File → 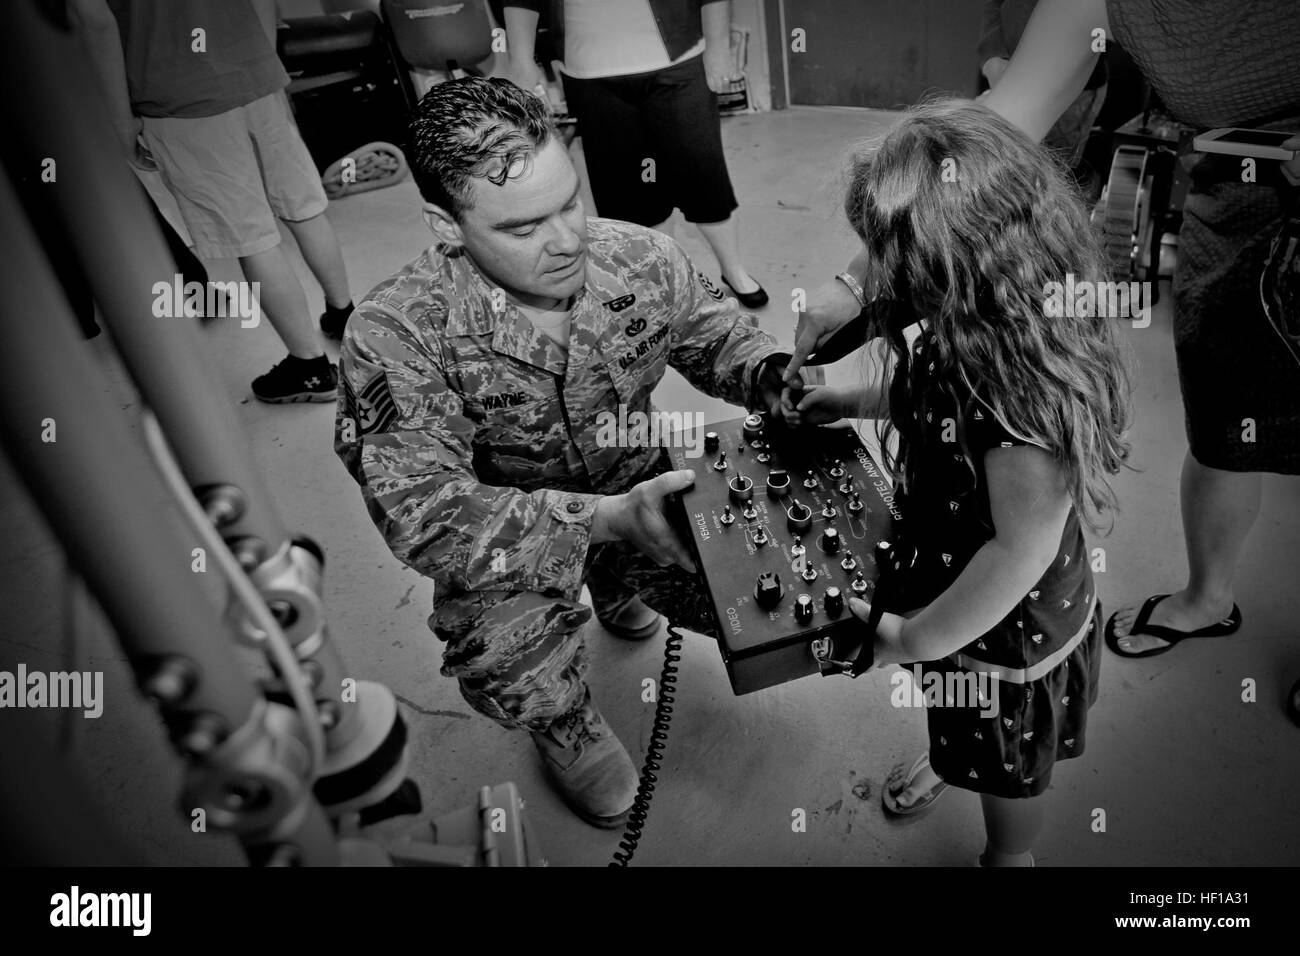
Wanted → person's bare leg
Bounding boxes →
[649,215,674,239]
[1110,451,1260,653]
[238,245,323,359]
[979,793,1044,866]
[283,212,351,310]
[695,215,759,294]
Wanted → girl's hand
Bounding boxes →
[848,597,909,666]
[779,384,848,427]
[784,278,862,384]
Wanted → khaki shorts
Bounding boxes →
[142,91,328,259]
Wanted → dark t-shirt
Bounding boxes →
[107,0,289,118]
[891,329,1096,672]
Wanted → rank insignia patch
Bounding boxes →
[342,370,399,436]
[697,271,726,301]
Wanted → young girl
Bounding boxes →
[784,98,1132,866]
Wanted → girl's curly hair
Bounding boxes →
[844,97,1133,530]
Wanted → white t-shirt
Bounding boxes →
[517,300,574,353]
[561,0,706,80]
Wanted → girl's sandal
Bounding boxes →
[882,751,948,817]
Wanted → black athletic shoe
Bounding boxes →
[320,301,355,340]
[252,356,337,404]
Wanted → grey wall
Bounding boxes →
[781,0,984,108]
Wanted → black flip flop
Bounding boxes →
[1104,593,1242,659]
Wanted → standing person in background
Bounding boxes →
[500,0,770,309]
[22,2,216,345]
[75,0,358,404]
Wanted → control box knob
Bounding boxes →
[819,527,841,553]
[795,593,815,626]
[754,572,783,609]
[728,473,754,504]
[786,500,813,535]
[766,469,791,498]
[742,414,764,443]
[824,586,843,617]
[704,431,719,452]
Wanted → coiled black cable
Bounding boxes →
[609,623,684,866]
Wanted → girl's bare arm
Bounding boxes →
[887,444,1072,663]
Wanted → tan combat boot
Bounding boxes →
[530,690,638,828]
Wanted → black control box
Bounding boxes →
[668,413,900,695]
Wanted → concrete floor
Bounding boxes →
[3,106,1299,866]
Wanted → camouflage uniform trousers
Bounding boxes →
[428,464,719,732]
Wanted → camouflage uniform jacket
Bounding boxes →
[335,217,782,603]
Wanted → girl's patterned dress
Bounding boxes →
[892,329,1104,798]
